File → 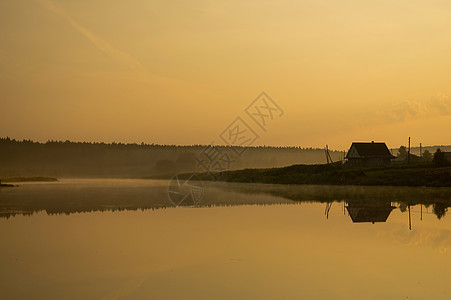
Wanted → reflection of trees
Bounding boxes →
[433,203,448,219]
[219,183,451,220]
[0,184,175,219]
[0,183,294,219]
[2,181,451,220]
[222,183,451,204]
[398,202,407,212]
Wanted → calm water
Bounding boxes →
[1,179,451,299]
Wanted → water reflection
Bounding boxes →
[1,180,451,299]
[220,182,451,221]
[345,201,395,224]
[1,180,451,222]
[0,179,295,219]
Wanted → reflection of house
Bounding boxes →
[346,141,395,166]
[346,202,395,224]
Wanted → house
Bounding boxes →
[346,202,395,224]
[346,141,395,166]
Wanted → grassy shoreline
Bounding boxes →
[188,162,451,187]
[0,176,58,183]
[0,183,16,187]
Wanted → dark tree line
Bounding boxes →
[397,145,450,165]
[0,137,342,177]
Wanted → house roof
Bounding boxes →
[346,142,395,159]
[346,205,395,223]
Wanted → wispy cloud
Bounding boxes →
[343,93,451,130]
[32,0,214,100]
[334,92,451,141]
[33,0,146,73]
[384,223,451,254]
[377,93,451,123]
[100,274,150,300]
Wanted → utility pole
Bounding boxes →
[325,145,329,164]
[325,145,333,164]
[408,204,412,231]
[408,137,411,164]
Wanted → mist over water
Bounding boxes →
[1,179,450,299]
[3,0,451,298]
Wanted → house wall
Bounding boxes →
[347,145,360,159]
[347,157,391,167]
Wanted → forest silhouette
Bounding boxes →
[0,137,343,177]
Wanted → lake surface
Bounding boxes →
[1,179,451,299]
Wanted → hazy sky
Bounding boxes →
[1,0,450,149]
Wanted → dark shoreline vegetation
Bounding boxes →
[2,137,451,178]
[0,183,15,187]
[0,177,58,188]
[183,162,451,187]
[0,137,344,178]
[0,177,58,183]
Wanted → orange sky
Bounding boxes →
[1,0,450,150]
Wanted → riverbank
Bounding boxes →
[191,163,451,187]
[0,183,15,187]
[0,176,58,183]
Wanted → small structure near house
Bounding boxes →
[392,153,421,164]
[346,141,395,167]
[443,152,451,163]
